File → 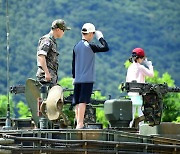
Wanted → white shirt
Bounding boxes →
[126,62,154,97]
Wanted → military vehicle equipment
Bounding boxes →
[121,81,180,126]
[3,79,179,153]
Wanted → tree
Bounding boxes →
[0,94,14,117]
[16,101,32,119]
[1,0,180,99]
[0,94,32,119]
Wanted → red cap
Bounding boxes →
[132,48,145,57]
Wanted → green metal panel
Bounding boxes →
[104,99,132,121]
[25,78,41,127]
[104,99,132,127]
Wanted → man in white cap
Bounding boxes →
[72,23,109,129]
[36,19,71,86]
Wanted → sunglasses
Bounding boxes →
[60,28,65,32]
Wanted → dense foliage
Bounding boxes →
[0,0,180,100]
[0,95,14,117]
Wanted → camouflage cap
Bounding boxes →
[51,19,71,31]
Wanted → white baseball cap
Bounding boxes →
[81,23,95,33]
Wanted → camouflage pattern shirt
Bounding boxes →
[36,31,59,84]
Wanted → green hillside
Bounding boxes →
[0,0,180,98]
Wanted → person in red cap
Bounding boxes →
[126,48,154,127]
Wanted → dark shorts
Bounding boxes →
[72,83,93,106]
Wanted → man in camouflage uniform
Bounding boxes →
[36,19,71,85]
